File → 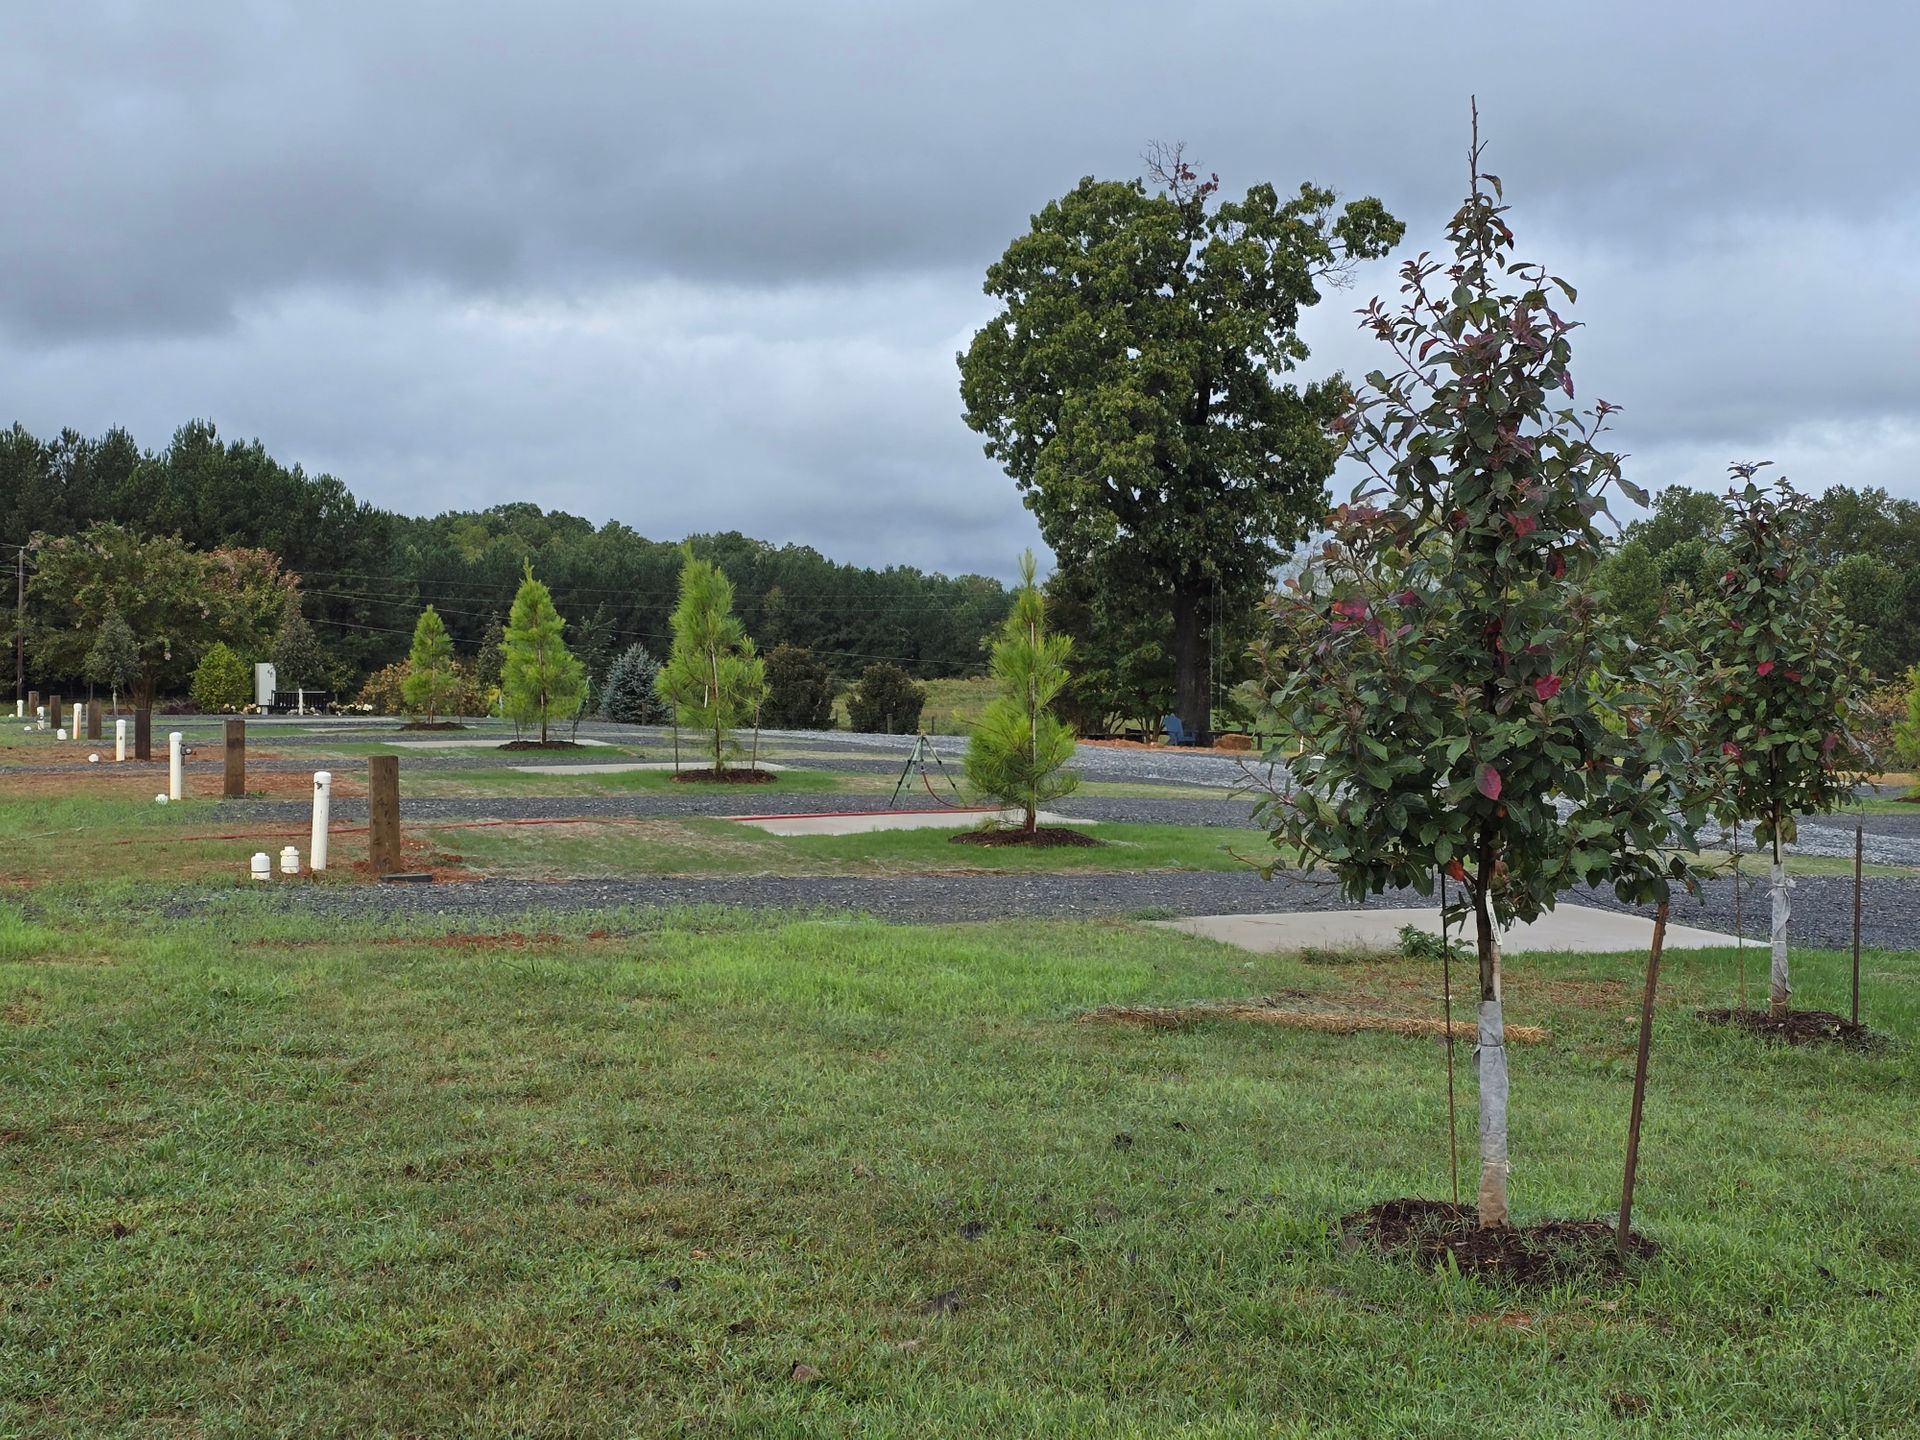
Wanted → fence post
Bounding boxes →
[87,703,102,741]
[224,719,246,799]
[135,707,152,761]
[49,695,61,733]
[368,756,401,875]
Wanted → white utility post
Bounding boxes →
[168,731,183,801]
[72,703,84,741]
[310,771,332,871]
[115,719,127,762]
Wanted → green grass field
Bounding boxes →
[3,905,1916,1437]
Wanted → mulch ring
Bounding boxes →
[401,721,468,731]
[497,740,591,750]
[1697,1007,1882,1050]
[949,826,1102,848]
[672,768,778,784]
[1341,1199,1656,1284]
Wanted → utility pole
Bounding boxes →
[14,545,23,706]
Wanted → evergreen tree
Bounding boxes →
[845,664,926,734]
[965,551,1078,833]
[476,614,506,689]
[656,551,766,771]
[190,642,251,712]
[762,644,835,729]
[270,593,326,691]
[83,606,140,715]
[501,566,586,744]
[1896,664,1920,771]
[401,605,462,723]
[600,643,667,724]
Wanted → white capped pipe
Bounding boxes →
[72,703,84,740]
[168,731,183,800]
[250,852,272,882]
[115,719,126,762]
[55,727,67,740]
[280,845,300,875]
[310,771,332,872]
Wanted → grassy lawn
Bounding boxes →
[2,904,1916,1437]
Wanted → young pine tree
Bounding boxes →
[401,605,462,724]
[271,594,326,693]
[501,566,587,744]
[656,551,766,772]
[965,550,1078,833]
[600,642,666,724]
[84,606,140,715]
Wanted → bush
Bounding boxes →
[601,643,667,724]
[1894,666,1920,772]
[189,642,251,713]
[762,645,834,730]
[845,662,925,734]
[355,662,410,715]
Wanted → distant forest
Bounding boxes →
[2,421,1014,689]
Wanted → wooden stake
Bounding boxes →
[134,706,152,761]
[1852,824,1863,1028]
[1440,871,1460,1208]
[1618,901,1669,1261]
[224,718,246,799]
[368,755,401,876]
[87,703,103,740]
[1732,824,1745,1010]
[48,694,61,732]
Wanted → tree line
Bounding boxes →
[1,419,1013,699]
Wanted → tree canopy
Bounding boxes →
[959,150,1402,738]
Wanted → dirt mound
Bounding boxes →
[1341,1198,1656,1284]
[1698,1007,1880,1049]
[671,767,778,784]
[949,826,1102,848]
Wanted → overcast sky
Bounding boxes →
[5,2,1917,578]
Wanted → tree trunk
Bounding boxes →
[1472,886,1510,1228]
[1171,579,1210,744]
[1769,830,1792,1017]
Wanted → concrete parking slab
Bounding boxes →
[1156,903,1735,955]
[733,807,1090,836]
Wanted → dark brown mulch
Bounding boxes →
[497,740,589,751]
[949,826,1103,849]
[401,720,468,731]
[1697,1007,1880,1050]
[1340,1198,1657,1284]
[672,767,778,784]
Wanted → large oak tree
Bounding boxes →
[958,149,1402,738]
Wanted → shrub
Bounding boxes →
[845,663,925,734]
[601,643,667,724]
[1894,665,1920,771]
[355,662,409,715]
[189,642,251,712]
[762,645,835,730]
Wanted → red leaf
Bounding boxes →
[1755,661,1775,677]
[1445,859,1467,882]
[1534,675,1562,701]
[1508,512,1537,538]
[1476,764,1502,801]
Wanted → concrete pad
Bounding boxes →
[734,807,1090,837]
[1155,903,1736,955]
[385,737,612,749]
[509,760,789,775]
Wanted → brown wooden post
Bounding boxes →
[134,707,152,761]
[1618,901,1669,1261]
[27,688,39,717]
[1851,824,1863,1028]
[368,755,401,876]
[87,703,103,741]
[48,694,61,732]
[224,718,247,799]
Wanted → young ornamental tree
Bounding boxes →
[600,642,667,724]
[845,663,925,734]
[84,606,140,715]
[190,641,252,713]
[762,644,835,730]
[501,565,587,744]
[966,551,1079,834]
[655,551,766,772]
[1692,470,1870,1016]
[1245,130,1711,1229]
[401,604,462,724]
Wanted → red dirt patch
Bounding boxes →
[1341,1198,1657,1283]
[672,767,778,784]
[949,826,1102,848]
[1698,1007,1879,1050]
[1081,736,1269,759]
[347,839,479,884]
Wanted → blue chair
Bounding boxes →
[1163,713,1199,747]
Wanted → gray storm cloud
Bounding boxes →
[3,0,1916,575]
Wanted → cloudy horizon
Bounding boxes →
[5,1,1916,579]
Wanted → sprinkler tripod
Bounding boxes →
[889,733,966,808]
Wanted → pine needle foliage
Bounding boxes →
[965,550,1078,832]
[401,605,461,723]
[656,550,766,771]
[501,565,587,743]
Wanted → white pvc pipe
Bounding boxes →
[115,719,126,762]
[168,731,183,800]
[250,852,271,882]
[280,845,300,875]
[73,703,84,741]
[310,771,332,872]
[13,699,20,718]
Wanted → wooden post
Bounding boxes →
[87,703,103,741]
[134,706,152,761]
[1618,901,1669,1261]
[1852,824,1863,1028]
[368,755,401,876]
[224,719,247,799]
[1440,869,1460,1208]
[26,689,38,717]
[48,694,61,732]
